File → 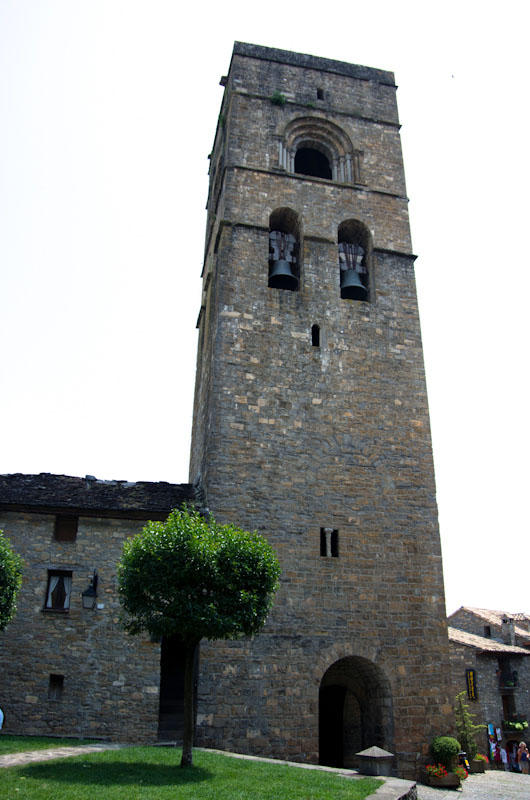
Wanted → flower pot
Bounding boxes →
[469,759,485,773]
[427,773,461,788]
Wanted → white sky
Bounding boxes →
[1,1,529,616]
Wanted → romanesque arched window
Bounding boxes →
[268,208,300,291]
[338,219,372,302]
[278,118,362,184]
[295,146,332,180]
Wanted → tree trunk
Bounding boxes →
[180,639,199,767]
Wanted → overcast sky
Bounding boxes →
[1,1,529,616]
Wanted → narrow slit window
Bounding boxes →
[317,88,324,100]
[311,324,320,347]
[320,528,339,557]
[48,674,64,701]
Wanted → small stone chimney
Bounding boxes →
[501,616,516,646]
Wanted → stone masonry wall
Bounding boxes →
[0,510,161,741]
[449,644,503,732]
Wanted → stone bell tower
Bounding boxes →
[190,42,452,779]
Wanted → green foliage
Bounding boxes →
[270,90,286,106]
[117,506,280,644]
[1,746,382,799]
[503,719,528,730]
[118,506,281,767]
[454,691,486,759]
[0,530,23,631]
[118,507,280,767]
[430,736,461,770]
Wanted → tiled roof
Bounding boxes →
[448,626,530,655]
[0,473,197,517]
[512,612,530,623]
[449,606,530,640]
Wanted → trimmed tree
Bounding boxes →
[117,505,281,767]
[454,691,486,760]
[431,735,461,771]
[0,530,23,631]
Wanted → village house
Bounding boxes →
[448,607,530,767]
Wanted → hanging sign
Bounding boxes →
[466,668,478,700]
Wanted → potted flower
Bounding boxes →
[426,763,447,780]
[504,719,529,731]
[425,736,463,787]
[424,763,462,788]
[470,753,488,773]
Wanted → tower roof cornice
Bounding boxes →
[232,42,396,87]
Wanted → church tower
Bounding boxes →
[190,43,452,778]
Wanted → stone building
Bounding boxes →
[448,607,530,763]
[0,43,453,778]
[0,473,196,742]
[189,42,452,778]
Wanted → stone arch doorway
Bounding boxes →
[319,656,394,768]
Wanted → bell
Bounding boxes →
[340,269,368,301]
[269,259,299,291]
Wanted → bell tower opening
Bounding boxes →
[338,219,370,302]
[268,207,300,291]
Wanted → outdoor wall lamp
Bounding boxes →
[81,570,98,610]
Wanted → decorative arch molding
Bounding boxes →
[311,641,385,688]
[278,117,361,184]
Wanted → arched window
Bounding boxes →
[338,220,371,302]
[268,208,300,291]
[295,147,332,180]
[278,117,362,184]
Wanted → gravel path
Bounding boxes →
[0,743,126,768]
[417,770,530,800]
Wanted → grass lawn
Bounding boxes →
[1,745,382,800]
[0,735,99,755]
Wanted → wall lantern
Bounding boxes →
[81,570,98,610]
